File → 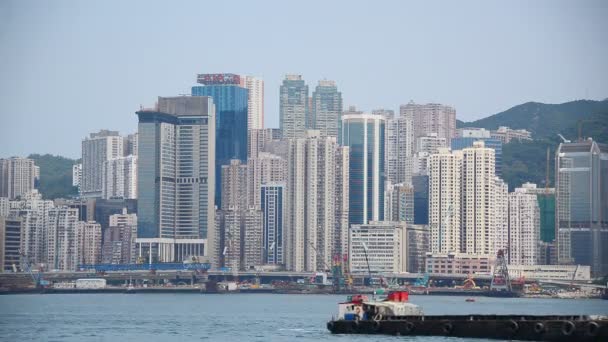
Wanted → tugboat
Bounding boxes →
[327,290,608,341]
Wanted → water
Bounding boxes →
[0,294,606,341]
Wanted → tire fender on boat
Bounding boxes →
[534,322,545,334]
[327,321,334,331]
[442,322,453,334]
[405,321,415,333]
[561,321,575,336]
[508,320,519,332]
[586,321,599,336]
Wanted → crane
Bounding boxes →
[19,250,45,289]
[557,134,571,143]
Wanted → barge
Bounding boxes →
[327,291,608,341]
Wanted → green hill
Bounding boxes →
[459,99,608,190]
[459,99,608,140]
[29,154,79,200]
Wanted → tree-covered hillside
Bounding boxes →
[29,154,79,200]
[458,99,608,140]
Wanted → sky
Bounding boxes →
[1,0,607,158]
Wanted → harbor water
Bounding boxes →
[1,294,607,341]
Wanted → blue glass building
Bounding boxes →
[451,137,503,176]
[412,175,429,225]
[192,79,248,207]
[341,113,385,225]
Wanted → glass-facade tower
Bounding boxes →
[311,80,342,139]
[342,114,385,225]
[279,75,308,139]
[556,140,608,276]
[192,76,248,208]
[136,96,216,262]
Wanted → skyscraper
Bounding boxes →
[247,152,287,210]
[385,183,415,224]
[342,113,385,225]
[499,187,540,265]
[220,159,248,211]
[400,101,456,144]
[193,73,248,207]
[239,75,264,130]
[0,157,38,200]
[280,75,308,139]
[556,139,608,276]
[81,130,123,198]
[286,131,349,272]
[47,207,79,271]
[76,221,102,265]
[135,96,216,263]
[451,137,503,176]
[428,148,462,254]
[248,128,282,159]
[102,155,138,199]
[461,141,497,256]
[385,115,413,186]
[311,80,342,138]
[261,183,284,265]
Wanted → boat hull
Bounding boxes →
[327,315,608,341]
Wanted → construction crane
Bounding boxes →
[557,134,571,143]
[19,250,45,289]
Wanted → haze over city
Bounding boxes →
[1,0,607,158]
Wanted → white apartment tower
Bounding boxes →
[247,152,287,209]
[81,130,124,198]
[102,155,138,199]
[286,131,349,272]
[0,157,38,200]
[385,115,414,185]
[428,148,462,254]
[461,141,497,256]
[47,207,79,271]
[400,101,456,145]
[76,221,102,265]
[503,187,540,265]
[240,76,264,130]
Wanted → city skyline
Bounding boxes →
[2,0,607,158]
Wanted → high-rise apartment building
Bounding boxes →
[248,128,282,159]
[311,80,342,138]
[556,139,608,276]
[102,155,137,199]
[406,224,430,273]
[400,101,456,144]
[76,221,102,265]
[385,115,413,186]
[261,184,285,265]
[221,160,248,211]
[385,182,414,224]
[247,152,287,210]
[239,76,264,130]
[280,75,308,139]
[342,113,385,225]
[349,221,407,274]
[124,133,139,156]
[242,208,263,269]
[491,126,532,143]
[72,163,82,190]
[0,157,38,200]
[451,137,503,176]
[81,130,123,198]
[499,187,540,265]
[193,73,248,208]
[135,96,216,263]
[286,131,349,272]
[47,207,79,271]
[102,209,137,264]
[462,141,499,256]
[428,148,462,254]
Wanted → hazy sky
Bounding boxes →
[1,0,607,158]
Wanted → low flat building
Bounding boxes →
[425,253,493,275]
[349,221,406,274]
[507,264,590,281]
